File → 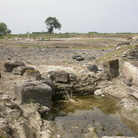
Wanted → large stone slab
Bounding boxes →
[14,80,52,106]
[103,59,119,78]
[123,62,138,87]
[4,61,25,72]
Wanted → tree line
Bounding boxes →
[0,16,61,35]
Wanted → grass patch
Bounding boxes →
[72,45,114,50]
[61,60,73,64]
[132,108,138,113]
[0,36,4,39]
[13,44,49,48]
[96,45,135,62]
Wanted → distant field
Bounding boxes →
[3,32,138,39]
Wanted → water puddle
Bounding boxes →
[51,95,138,138]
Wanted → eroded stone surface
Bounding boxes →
[13,66,35,75]
[123,62,138,87]
[48,70,69,83]
[4,61,25,72]
[14,80,52,106]
[103,59,119,78]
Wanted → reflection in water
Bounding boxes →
[52,95,138,138]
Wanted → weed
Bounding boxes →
[0,136,6,138]
[132,108,138,113]
[29,98,36,104]
[115,132,124,136]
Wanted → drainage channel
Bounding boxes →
[51,95,138,138]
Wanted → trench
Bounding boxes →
[51,95,138,138]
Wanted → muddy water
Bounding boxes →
[51,95,138,138]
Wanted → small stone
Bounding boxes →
[94,89,104,96]
[0,91,3,94]
[72,55,81,60]
[58,111,67,116]
[76,57,84,61]
[89,56,96,60]
[57,134,61,138]
[2,95,10,100]
[87,65,98,73]
[101,94,105,97]
[68,99,76,104]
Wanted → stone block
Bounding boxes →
[103,59,119,78]
[14,80,52,106]
[4,61,25,72]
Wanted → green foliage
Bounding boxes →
[0,22,11,35]
[0,136,7,138]
[0,35,4,39]
[7,29,11,34]
[44,17,62,33]
[29,98,36,104]
[115,132,124,136]
[0,22,7,34]
[96,45,135,63]
[132,108,138,113]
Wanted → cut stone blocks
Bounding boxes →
[14,80,52,106]
[103,59,119,78]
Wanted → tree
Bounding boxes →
[7,29,12,34]
[0,22,8,34]
[44,17,61,33]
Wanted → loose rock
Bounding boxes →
[72,55,81,60]
[103,59,119,78]
[94,89,104,96]
[76,57,84,61]
[13,66,35,75]
[4,61,25,72]
[87,65,98,73]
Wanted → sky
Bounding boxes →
[0,0,138,34]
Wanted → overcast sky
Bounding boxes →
[0,0,138,34]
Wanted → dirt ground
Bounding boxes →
[0,36,128,66]
[1,34,138,138]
